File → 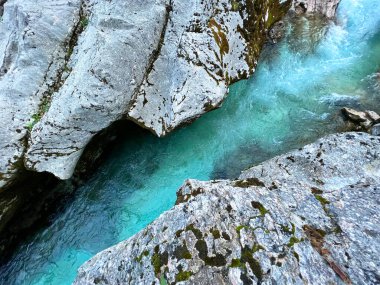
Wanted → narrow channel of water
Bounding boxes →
[1,0,379,284]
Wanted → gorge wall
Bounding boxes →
[74,132,380,285]
[0,0,292,189]
[0,0,341,268]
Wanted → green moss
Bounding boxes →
[151,253,161,275]
[230,258,243,268]
[251,201,269,216]
[174,242,192,260]
[287,236,302,247]
[293,251,300,262]
[136,250,149,263]
[281,223,296,235]
[79,17,89,28]
[175,229,183,238]
[315,195,330,206]
[185,224,203,239]
[236,225,250,237]
[175,271,193,282]
[252,243,265,253]
[241,246,263,280]
[211,228,221,239]
[231,1,240,11]
[195,239,227,267]
[151,246,168,277]
[160,275,168,285]
[234,178,265,188]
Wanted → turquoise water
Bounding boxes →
[1,0,380,284]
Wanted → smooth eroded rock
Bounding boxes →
[74,132,380,285]
[291,0,340,18]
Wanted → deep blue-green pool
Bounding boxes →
[1,0,379,284]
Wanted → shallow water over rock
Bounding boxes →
[1,0,379,284]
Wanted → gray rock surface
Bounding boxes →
[371,124,380,136]
[291,0,340,18]
[74,132,380,285]
[0,0,291,185]
[0,0,82,188]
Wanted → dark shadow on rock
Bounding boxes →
[0,119,151,265]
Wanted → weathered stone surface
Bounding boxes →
[74,132,380,285]
[0,0,291,185]
[291,0,340,18]
[342,108,380,132]
[366,110,380,123]
[341,107,368,122]
[128,0,291,137]
[371,124,380,136]
[24,0,169,179]
[0,0,82,188]
[0,0,341,185]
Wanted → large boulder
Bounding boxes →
[74,132,380,285]
[0,0,82,188]
[0,0,291,187]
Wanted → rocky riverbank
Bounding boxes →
[0,0,293,189]
[0,0,292,259]
[0,0,340,188]
[74,132,380,284]
[0,0,341,263]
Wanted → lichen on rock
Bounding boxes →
[73,132,380,284]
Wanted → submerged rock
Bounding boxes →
[74,132,380,285]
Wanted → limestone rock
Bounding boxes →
[341,107,368,122]
[0,0,340,186]
[0,0,291,184]
[0,0,82,188]
[24,0,170,179]
[291,0,340,18]
[73,132,380,285]
[371,124,380,136]
[366,110,380,123]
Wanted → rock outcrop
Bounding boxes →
[341,107,380,134]
[291,0,340,18]
[0,0,291,187]
[0,0,83,188]
[74,132,380,285]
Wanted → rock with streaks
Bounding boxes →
[25,0,291,180]
[291,0,340,18]
[24,0,170,179]
[0,0,341,185]
[74,132,380,285]
[0,0,82,188]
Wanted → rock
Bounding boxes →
[371,124,380,136]
[360,119,373,131]
[268,21,285,43]
[341,107,368,122]
[366,110,380,123]
[0,0,82,188]
[24,0,171,180]
[291,0,340,18]
[0,0,291,185]
[74,132,380,285]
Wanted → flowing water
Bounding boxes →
[1,0,380,284]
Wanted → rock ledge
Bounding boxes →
[74,132,380,285]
